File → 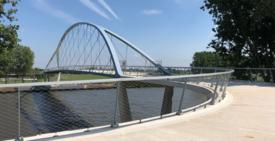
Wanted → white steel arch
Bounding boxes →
[45,22,169,77]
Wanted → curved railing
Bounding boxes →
[0,69,233,140]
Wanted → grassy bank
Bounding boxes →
[0,73,111,84]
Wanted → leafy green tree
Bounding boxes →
[10,45,34,75]
[191,51,227,67]
[202,0,275,82]
[0,0,20,52]
[33,68,44,74]
[0,49,12,75]
[0,0,20,77]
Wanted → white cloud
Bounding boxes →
[33,0,78,23]
[79,0,111,20]
[97,0,120,20]
[142,9,163,16]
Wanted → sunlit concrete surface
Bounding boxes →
[29,83,275,141]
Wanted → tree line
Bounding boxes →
[0,0,34,77]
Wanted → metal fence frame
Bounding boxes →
[0,69,233,141]
[1,67,273,84]
[165,67,275,82]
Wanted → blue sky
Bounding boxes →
[17,0,214,68]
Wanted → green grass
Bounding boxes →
[0,74,111,84]
[53,73,111,81]
[0,79,36,84]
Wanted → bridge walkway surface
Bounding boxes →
[31,83,275,141]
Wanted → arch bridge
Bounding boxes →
[43,22,200,127]
[45,22,170,78]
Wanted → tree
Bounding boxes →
[9,45,34,75]
[0,49,12,75]
[0,0,20,77]
[191,51,227,67]
[0,0,20,52]
[202,0,275,81]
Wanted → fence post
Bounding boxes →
[210,75,215,87]
[255,69,260,82]
[32,74,35,82]
[5,75,8,84]
[222,74,229,99]
[21,75,24,83]
[15,87,23,141]
[249,69,253,82]
[270,69,273,82]
[211,76,219,105]
[219,75,225,92]
[176,81,187,115]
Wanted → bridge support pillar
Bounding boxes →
[57,72,61,82]
[161,86,174,115]
[112,82,132,127]
[44,73,50,82]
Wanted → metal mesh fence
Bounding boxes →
[0,70,232,140]
[1,67,273,84]
[0,92,18,140]
[230,68,275,82]
[165,67,275,83]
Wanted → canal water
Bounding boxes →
[0,87,208,140]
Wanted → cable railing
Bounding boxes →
[0,69,233,141]
[1,67,273,84]
[165,67,275,83]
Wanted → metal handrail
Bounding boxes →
[0,70,233,88]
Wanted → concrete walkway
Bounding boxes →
[37,84,275,141]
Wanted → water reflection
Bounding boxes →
[31,86,91,132]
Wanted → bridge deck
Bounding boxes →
[40,83,275,141]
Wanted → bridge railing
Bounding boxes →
[0,69,232,140]
[165,67,275,83]
[2,67,272,84]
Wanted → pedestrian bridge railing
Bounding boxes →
[0,69,233,141]
[165,67,275,82]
